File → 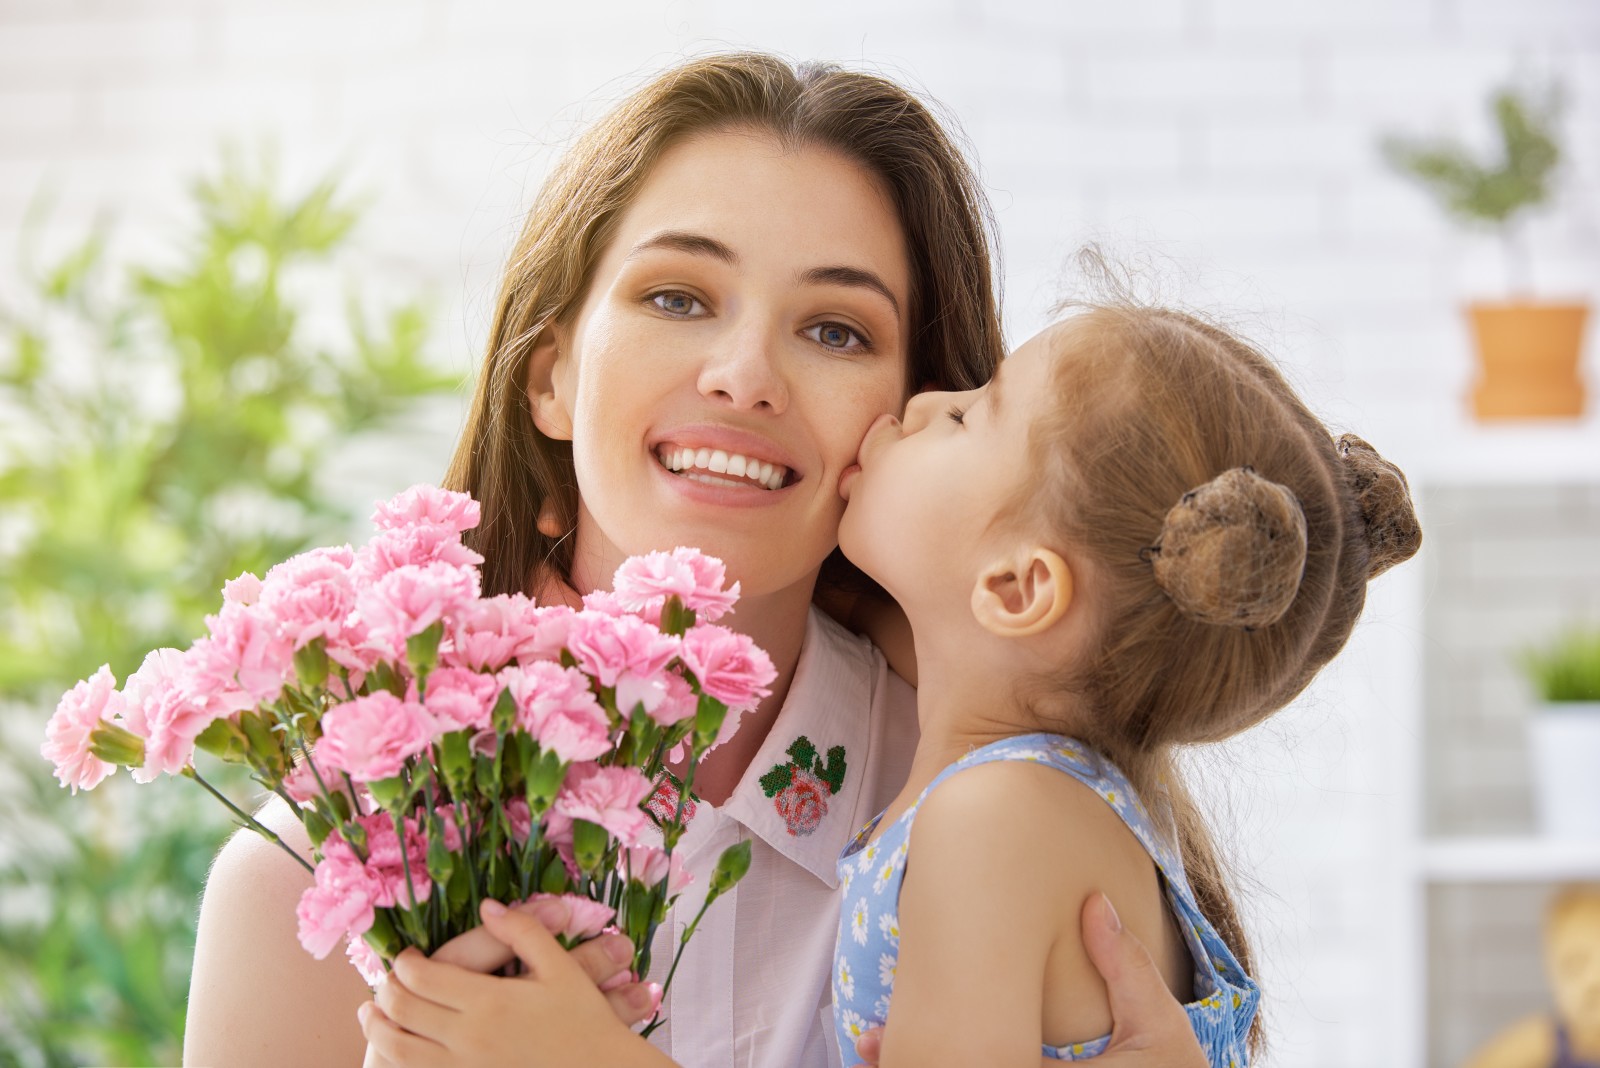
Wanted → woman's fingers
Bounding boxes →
[855,1028,885,1064]
[358,1001,449,1068]
[570,931,638,991]
[602,980,662,1028]
[374,961,460,1036]
[478,899,570,978]
[425,896,570,974]
[1080,893,1208,1068]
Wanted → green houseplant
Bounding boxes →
[1517,628,1600,839]
[0,150,457,1068]
[1381,82,1588,420]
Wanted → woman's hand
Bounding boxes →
[359,899,662,1067]
[853,894,1207,1068]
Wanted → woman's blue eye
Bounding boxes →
[946,405,966,425]
[651,291,704,317]
[804,322,867,351]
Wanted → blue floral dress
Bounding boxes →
[831,733,1258,1066]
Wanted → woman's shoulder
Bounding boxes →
[185,796,371,1067]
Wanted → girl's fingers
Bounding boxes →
[389,947,494,1012]
[358,1001,450,1068]
[374,965,461,1039]
[423,897,568,975]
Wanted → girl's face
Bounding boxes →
[838,323,1065,609]
[539,129,913,598]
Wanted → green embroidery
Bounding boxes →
[759,735,847,797]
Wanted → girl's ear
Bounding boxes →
[525,327,574,441]
[970,548,1074,638]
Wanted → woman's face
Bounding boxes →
[539,129,913,599]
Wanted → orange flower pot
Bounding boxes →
[1467,301,1590,420]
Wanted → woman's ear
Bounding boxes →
[970,548,1073,638]
[525,327,573,441]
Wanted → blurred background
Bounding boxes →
[1,1,1597,1066]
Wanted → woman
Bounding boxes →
[184,53,1207,1068]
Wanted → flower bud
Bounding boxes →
[707,839,751,901]
[88,720,145,767]
[571,818,609,874]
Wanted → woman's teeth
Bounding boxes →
[658,446,788,490]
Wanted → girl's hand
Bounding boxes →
[359,899,661,1067]
[853,895,1207,1068]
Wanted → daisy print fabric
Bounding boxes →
[830,733,1259,1067]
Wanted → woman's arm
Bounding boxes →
[184,798,371,1067]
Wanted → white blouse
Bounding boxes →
[641,608,917,1068]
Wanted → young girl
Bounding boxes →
[826,300,1421,1067]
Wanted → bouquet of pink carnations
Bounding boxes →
[40,484,768,1026]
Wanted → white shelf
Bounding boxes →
[1420,836,1600,882]
[1399,415,1600,485]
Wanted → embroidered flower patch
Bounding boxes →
[645,771,698,824]
[759,735,846,837]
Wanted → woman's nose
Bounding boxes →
[696,321,788,414]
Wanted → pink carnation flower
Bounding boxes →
[259,548,358,650]
[612,547,739,622]
[524,892,616,942]
[123,646,246,783]
[648,672,699,728]
[565,611,680,689]
[222,571,263,606]
[618,842,692,895]
[371,484,481,535]
[318,692,436,783]
[417,666,501,733]
[501,662,610,764]
[296,842,377,959]
[444,593,551,671]
[41,665,123,793]
[193,601,294,705]
[357,523,485,583]
[547,763,654,848]
[355,561,480,659]
[282,748,327,805]
[346,935,387,988]
[677,624,776,711]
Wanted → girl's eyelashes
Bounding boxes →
[802,321,871,353]
[946,405,966,426]
[648,290,707,317]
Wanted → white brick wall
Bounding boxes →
[4,3,1597,1065]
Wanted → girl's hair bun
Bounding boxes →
[1144,467,1309,629]
[1336,434,1421,579]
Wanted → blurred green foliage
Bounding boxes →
[1380,83,1562,228]
[0,151,458,1067]
[1520,628,1600,704]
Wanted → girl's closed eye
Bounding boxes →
[946,405,966,426]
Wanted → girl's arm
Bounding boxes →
[855,895,1208,1068]
[873,762,1149,1068]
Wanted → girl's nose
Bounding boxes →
[900,387,949,432]
[696,322,789,414]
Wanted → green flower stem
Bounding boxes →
[186,767,313,875]
[641,894,717,1039]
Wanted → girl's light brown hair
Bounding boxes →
[444,52,1004,598]
[1023,294,1420,1055]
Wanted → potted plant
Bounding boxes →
[1382,83,1588,420]
[1518,628,1600,838]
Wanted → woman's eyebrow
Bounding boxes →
[798,265,901,319]
[626,230,738,265]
